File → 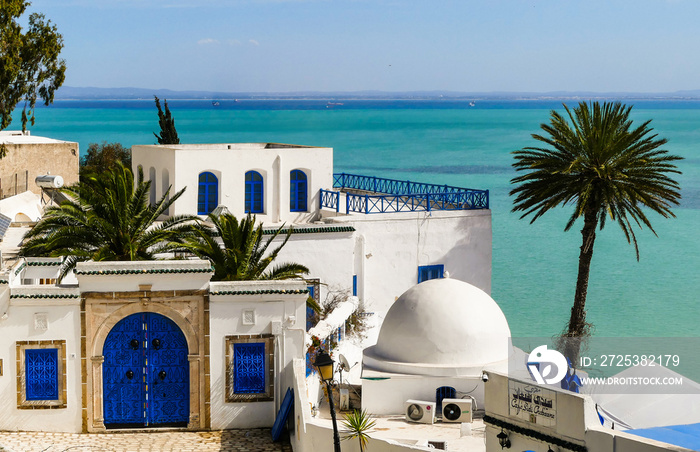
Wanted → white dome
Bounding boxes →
[363,278,511,377]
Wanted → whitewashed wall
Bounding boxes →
[208,280,307,430]
[131,143,333,224]
[342,210,492,317]
[0,296,82,432]
[273,229,355,308]
[74,260,212,292]
[274,209,492,342]
[362,375,484,416]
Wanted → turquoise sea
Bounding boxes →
[16,99,700,341]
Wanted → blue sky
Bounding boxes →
[29,0,700,93]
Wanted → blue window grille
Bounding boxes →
[198,172,218,215]
[245,171,264,213]
[290,170,308,212]
[418,264,444,283]
[435,386,457,417]
[25,348,59,401]
[233,342,266,394]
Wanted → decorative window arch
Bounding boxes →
[198,172,218,215]
[290,170,308,212]
[245,171,264,213]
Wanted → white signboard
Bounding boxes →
[508,380,557,427]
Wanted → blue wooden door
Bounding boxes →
[146,313,190,426]
[103,313,189,428]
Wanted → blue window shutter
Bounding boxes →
[418,265,444,283]
[245,171,264,213]
[25,349,59,401]
[233,342,266,394]
[290,170,308,212]
[198,172,218,215]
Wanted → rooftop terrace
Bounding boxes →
[320,173,490,214]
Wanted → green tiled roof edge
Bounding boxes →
[262,226,355,235]
[10,294,80,299]
[210,289,309,296]
[74,267,214,275]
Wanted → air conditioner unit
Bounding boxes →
[405,399,435,424]
[441,398,472,423]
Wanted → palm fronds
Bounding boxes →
[179,212,309,281]
[20,162,199,279]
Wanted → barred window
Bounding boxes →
[16,340,67,409]
[225,335,274,403]
[25,349,59,400]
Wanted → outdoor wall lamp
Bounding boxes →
[313,350,341,452]
[497,428,511,449]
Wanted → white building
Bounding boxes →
[0,258,307,433]
[132,143,492,331]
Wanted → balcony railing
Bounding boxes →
[320,173,489,214]
[333,173,480,196]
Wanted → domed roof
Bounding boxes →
[363,278,511,377]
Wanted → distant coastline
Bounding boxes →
[54,86,700,102]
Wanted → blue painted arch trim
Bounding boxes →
[245,171,264,213]
[198,171,219,215]
[290,169,308,212]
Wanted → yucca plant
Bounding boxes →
[511,101,683,363]
[342,409,376,452]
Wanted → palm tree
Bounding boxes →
[342,409,376,452]
[20,163,198,279]
[510,101,682,362]
[180,212,309,281]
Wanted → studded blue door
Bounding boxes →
[103,313,189,428]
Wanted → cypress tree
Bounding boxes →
[153,96,180,144]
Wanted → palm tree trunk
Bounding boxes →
[564,209,598,365]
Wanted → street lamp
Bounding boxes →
[314,349,342,452]
[497,428,511,449]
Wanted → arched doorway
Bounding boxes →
[102,312,189,428]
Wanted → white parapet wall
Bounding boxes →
[74,259,213,292]
[290,358,465,452]
[305,295,359,350]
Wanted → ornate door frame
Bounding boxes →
[83,292,207,432]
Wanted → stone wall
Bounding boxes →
[0,141,79,199]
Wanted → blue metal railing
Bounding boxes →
[320,173,489,214]
[320,189,340,212]
[333,173,480,196]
